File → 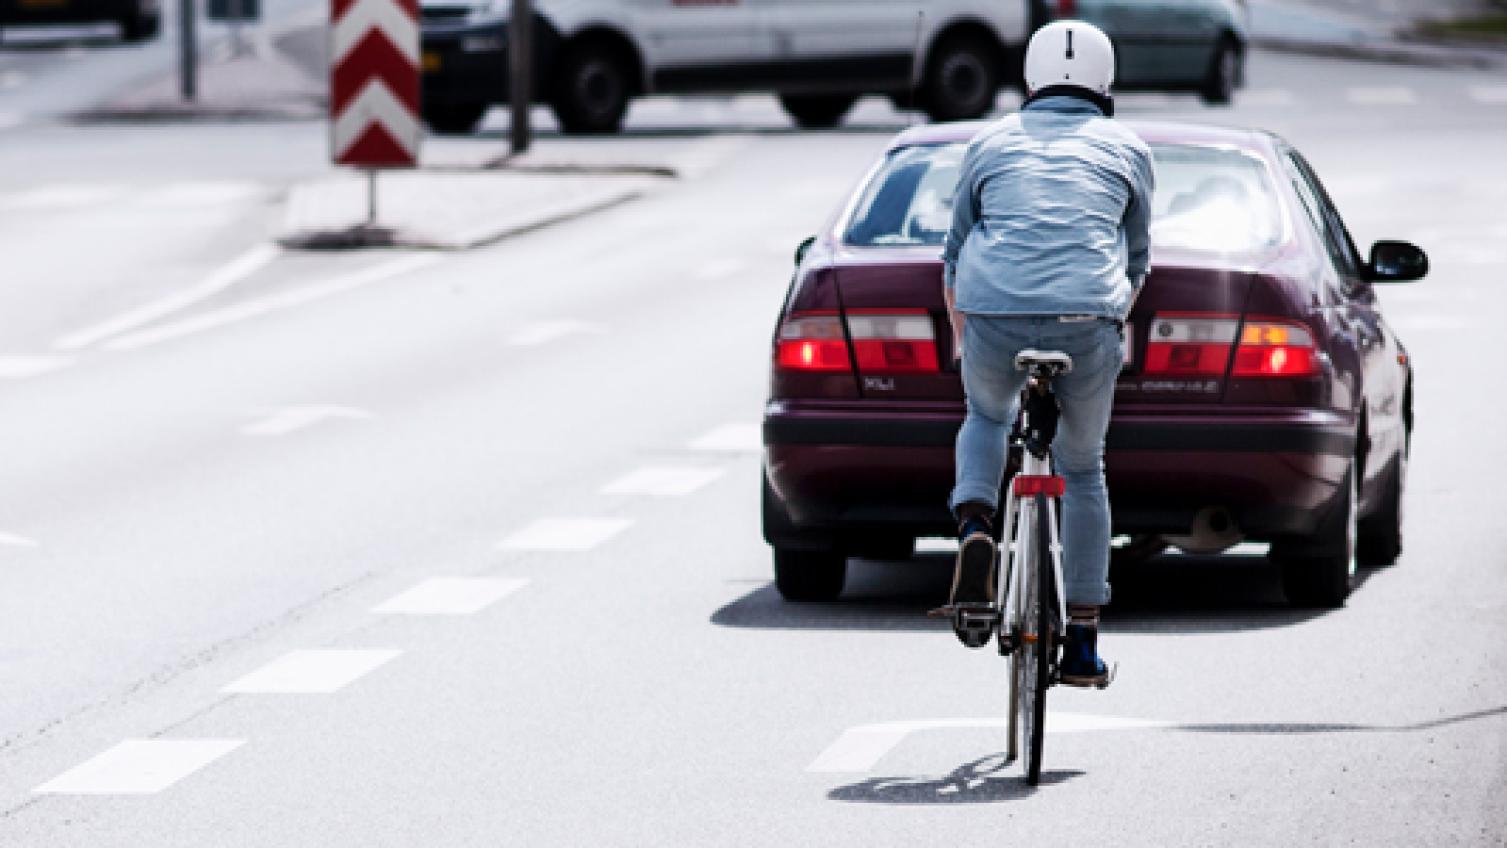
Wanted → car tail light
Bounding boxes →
[1232,319,1320,378]
[1142,313,1239,376]
[846,310,940,374]
[775,311,850,372]
[1056,0,1076,17]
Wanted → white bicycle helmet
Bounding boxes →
[1024,20,1116,96]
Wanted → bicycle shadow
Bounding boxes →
[828,754,1084,804]
[712,550,1361,634]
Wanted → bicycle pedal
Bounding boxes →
[951,605,1000,649]
[1096,662,1119,690]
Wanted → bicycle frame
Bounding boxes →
[997,413,1069,643]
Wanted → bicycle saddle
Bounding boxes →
[1014,349,1074,375]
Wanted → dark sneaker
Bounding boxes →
[949,519,997,607]
[1059,624,1112,688]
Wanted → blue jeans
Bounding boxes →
[949,316,1122,606]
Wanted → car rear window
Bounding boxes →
[842,140,1284,255]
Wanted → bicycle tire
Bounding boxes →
[1024,493,1055,785]
[1017,497,1043,784]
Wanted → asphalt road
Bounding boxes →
[1,45,1505,846]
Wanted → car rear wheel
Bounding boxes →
[1199,36,1240,105]
[550,43,632,135]
[1358,450,1406,566]
[423,103,488,135]
[922,35,999,122]
[1273,463,1357,608]
[779,94,858,129]
[774,548,847,602]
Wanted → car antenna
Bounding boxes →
[907,10,925,127]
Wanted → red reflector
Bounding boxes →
[1013,475,1066,497]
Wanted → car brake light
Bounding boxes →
[1013,475,1066,497]
[775,312,850,372]
[1142,313,1239,376]
[1232,319,1320,377]
[846,310,940,374]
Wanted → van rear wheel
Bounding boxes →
[922,35,999,122]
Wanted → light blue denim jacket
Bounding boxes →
[942,95,1155,320]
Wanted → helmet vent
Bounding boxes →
[1066,29,1075,60]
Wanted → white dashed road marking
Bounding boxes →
[1345,86,1418,106]
[808,714,1172,773]
[54,243,281,351]
[0,531,40,548]
[0,355,73,379]
[35,739,245,795]
[240,405,374,437]
[507,320,604,347]
[601,466,725,497]
[373,577,528,615]
[222,649,402,694]
[105,254,442,351]
[690,423,762,453]
[499,517,633,552]
[1469,85,1507,104]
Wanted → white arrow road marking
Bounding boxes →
[222,649,401,694]
[1346,86,1418,106]
[373,577,529,615]
[1469,85,1507,104]
[689,423,762,453]
[240,405,375,437]
[499,517,633,552]
[0,532,40,548]
[507,320,604,347]
[55,244,280,351]
[0,355,72,379]
[104,254,441,351]
[808,714,1173,773]
[601,466,725,497]
[35,739,245,795]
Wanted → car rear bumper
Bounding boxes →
[763,402,1355,544]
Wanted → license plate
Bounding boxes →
[422,51,440,72]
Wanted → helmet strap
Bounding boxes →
[1024,84,1115,118]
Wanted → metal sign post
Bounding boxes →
[179,0,198,101]
[509,0,532,154]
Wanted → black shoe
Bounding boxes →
[948,516,998,648]
[1059,623,1112,688]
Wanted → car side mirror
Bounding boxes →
[795,235,816,267]
[1368,240,1428,282]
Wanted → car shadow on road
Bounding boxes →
[828,753,1083,804]
[712,551,1367,633]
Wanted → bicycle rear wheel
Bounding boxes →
[1023,494,1056,785]
[1016,498,1046,784]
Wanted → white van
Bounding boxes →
[420,0,1032,134]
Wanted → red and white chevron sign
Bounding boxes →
[330,0,421,167]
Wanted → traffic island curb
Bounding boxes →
[1253,35,1506,69]
[276,172,658,252]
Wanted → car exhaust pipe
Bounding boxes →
[1165,506,1242,555]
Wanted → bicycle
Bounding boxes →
[950,348,1111,785]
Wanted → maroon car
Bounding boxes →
[762,120,1426,608]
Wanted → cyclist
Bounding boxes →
[941,19,1154,687]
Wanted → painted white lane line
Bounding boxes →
[54,244,281,351]
[689,423,762,453]
[1345,86,1418,106]
[222,649,401,694]
[373,577,529,615]
[0,531,40,548]
[507,320,604,347]
[808,714,1172,773]
[499,517,633,552]
[132,181,263,210]
[104,254,442,351]
[692,257,749,281]
[0,355,72,379]
[1238,88,1296,107]
[35,739,244,795]
[1469,85,1507,104]
[240,405,374,437]
[0,183,127,212]
[602,466,725,497]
